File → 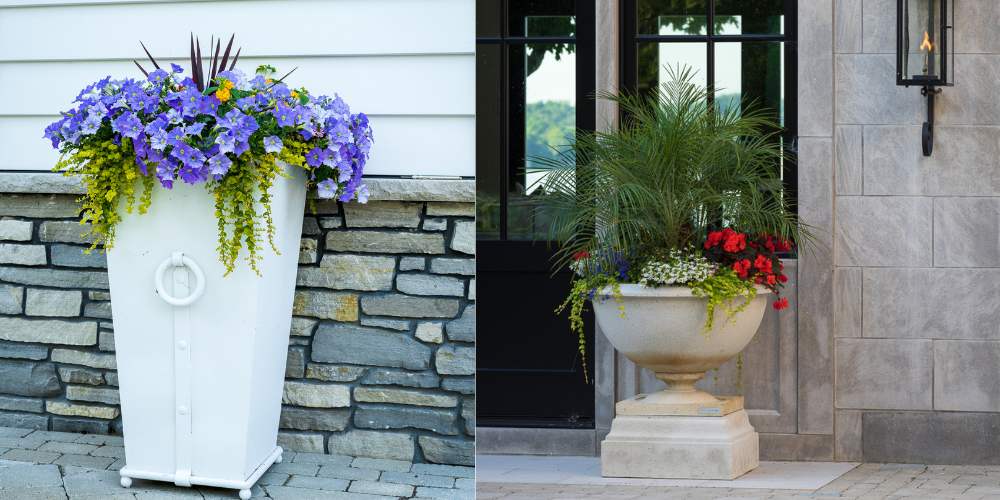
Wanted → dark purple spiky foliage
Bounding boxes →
[133,35,240,92]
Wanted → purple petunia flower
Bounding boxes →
[215,131,236,154]
[355,184,370,203]
[148,131,168,151]
[80,114,103,135]
[217,109,244,130]
[263,136,283,154]
[166,126,186,145]
[171,63,184,74]
[272,102,296,127]
[330,94,349,115]
[207,153,232,176]
[148,69,169,85]
[304,147,325,167]
[316,179,338,199]
[112,112,143,139]
[185,122,206,136]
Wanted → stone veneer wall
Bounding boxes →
[827,0,1000,463]
[0,177,475,466]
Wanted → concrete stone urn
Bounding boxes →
[594,284,770,480]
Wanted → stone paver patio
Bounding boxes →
[0,427,473,499]
[478,462,1000,499]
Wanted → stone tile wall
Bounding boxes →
[831,0,1000,463]
[0,186,475,466]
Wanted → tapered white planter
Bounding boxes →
[595,285,770,480]
[107,166,306,499]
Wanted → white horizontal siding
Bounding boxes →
[0,55,474,116]
[0,0,474,176]
[0,0,474,60]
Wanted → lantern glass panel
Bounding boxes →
[901,0,943,82]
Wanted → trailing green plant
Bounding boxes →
[688,268,757,333]
[554,269,623,383]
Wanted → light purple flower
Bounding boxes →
[316,179,338,199]
[305,147,325,167]
[272,102,296,127]
[355,184,369,203]
[207,153,232,176]
[215,131,236,154]
[263,136,283,154]
[112,112,142,139]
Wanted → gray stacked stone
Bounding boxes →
[0,186,475,466]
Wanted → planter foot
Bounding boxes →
[601,409,758,479]
[239,489,252,499]
[120,476,133,488]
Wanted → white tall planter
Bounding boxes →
[107,166,306,499]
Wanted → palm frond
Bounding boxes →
[532,64,809,275]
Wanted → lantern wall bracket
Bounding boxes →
[920,85,942,157]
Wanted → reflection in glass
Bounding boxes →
[638,0,708,35]
[713,0,784,35]
[476,45,502,239]
[508,43,576,241]
[714,42,784,126]
[637,42,708,96]
[713,41,786,182]
[509,0,576,36]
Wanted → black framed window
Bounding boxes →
[621,0,797,206]
[477,0,596,241]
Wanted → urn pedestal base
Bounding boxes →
[600,409,759,480]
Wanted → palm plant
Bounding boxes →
[534,66,805,277]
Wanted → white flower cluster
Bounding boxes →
[639,249,717,287]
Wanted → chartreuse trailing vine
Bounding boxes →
[688,268,757,333]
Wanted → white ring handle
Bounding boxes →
[154,252,206,307]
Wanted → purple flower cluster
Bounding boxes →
[45,65,372,201]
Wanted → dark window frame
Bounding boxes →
[476,0,596,241]
[619,0,799,209]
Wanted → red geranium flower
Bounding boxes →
[754,254,772,274]
[773,297,789,310]
[778,273,788,283]
[704,230,724,249]
[766,274,777,286]
[573,250,590,261]
[732,258,752,279]
[722,231,747,253]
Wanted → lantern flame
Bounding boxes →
[920,31,933,52]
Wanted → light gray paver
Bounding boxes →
[411,463,475,478]
[350,457,412,472]
[1,448,61,463]
[53,453,115,469]
[269,461,320,476]
[0,427,472,500]
[38,441,99,455]
[74,434,124,446]
[0,427,472,499]
[317,464,381,481]
[347,480,414,497]
[285,475,350,491]
[379,471,455,488]
[293,452,354,466]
